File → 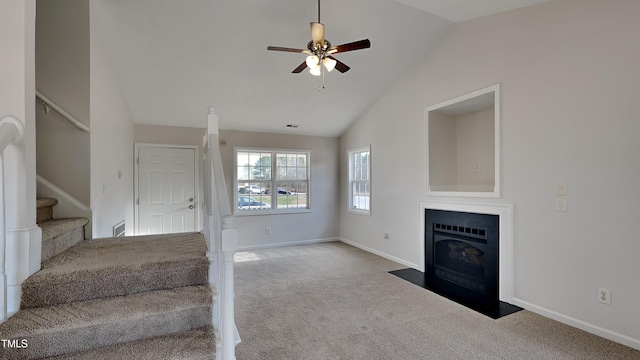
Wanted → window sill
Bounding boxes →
[347,208,370,216]
[234,208,312,216]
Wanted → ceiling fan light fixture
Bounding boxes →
[305,55,319,68]
[323,57,336,72]
[309,65,322,76]
[266,0,370,80]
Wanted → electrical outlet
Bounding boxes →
[265,227,271,235]
[384,233,390,241]
[556,198,568,212]
[474,164,482,173]
[597,288,611,305]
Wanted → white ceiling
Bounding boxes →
[94,0,551,137]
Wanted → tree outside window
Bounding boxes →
[236,149,310,213]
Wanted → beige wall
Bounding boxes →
[90,1,134,238]
[428,112,457,188]
[35,0,90,205]
[456,107,494,186]
[219,130,340,249]
[341,0,640,348]
[135,124,205,147]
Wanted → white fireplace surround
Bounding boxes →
[419,200,514,304]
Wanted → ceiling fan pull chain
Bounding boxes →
[319,65,326,91]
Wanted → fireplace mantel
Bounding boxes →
[419,200,514,303]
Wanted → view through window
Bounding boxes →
[236,149,310,213]
[349,146,370,214]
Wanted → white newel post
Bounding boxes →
[206,106,239,359]
[0,116,25,321]
[221,215,238,360]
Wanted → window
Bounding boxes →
[348,145,370,215]
[235,149,310,214]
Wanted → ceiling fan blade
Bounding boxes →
[328,56,350,73]
[310,22,325,47]
[267,46,310,54]
[327,39,371,54]
[292,61,307,73]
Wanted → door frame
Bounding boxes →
[133,143,201,235]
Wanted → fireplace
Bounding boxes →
[390,202,520,318]
[425,209,499,310]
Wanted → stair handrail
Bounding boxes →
[0,115,25,322]
[36,90,90,133]
[203,107,239,360]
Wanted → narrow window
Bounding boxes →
[348,146,371,215]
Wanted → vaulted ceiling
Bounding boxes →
[93,0,551,137]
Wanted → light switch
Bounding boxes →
[557,182,568,196]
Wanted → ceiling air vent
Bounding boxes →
[285,124,299,128]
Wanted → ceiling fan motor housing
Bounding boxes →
[307,40,332,59]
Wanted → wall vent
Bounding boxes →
[113,221,126,237]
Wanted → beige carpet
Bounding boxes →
[234,241,640,360]
[0,232,214,359]
[21,232,209,308]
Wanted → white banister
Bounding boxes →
[203,107,239,360]
[221,216,238,360]
[0,116,25,322]
[36,90,90,133]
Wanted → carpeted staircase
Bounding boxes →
[37,198,88,262]
[0,198,216,359]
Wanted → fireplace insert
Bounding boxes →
[425,209,499,310]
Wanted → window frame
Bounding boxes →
[234,147,312,215]
[348,145,371,216]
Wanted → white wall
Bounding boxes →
[219,130,340,249]
[0,0,41,314]
[89,1,134,238]
[35,0,91,205]
[0,0,37,228]
[340,0,640,349]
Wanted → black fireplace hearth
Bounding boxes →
[390,208,522,319]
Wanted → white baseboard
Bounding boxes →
[512,297,640,351]
[236,237,338,252]
[339,237,419,270]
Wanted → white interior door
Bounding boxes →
[137,146,196,235]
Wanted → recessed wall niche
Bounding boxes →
[426,84,500,198]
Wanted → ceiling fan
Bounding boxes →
[267,0,371,77]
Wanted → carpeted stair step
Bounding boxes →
[0,285,213,359]
[43,326,216,360]
[36,197,58,223]
[21,232,209,309]
[39,218,89,262]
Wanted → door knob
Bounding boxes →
[189,205,194,209]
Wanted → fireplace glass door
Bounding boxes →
[433,234,487,293]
